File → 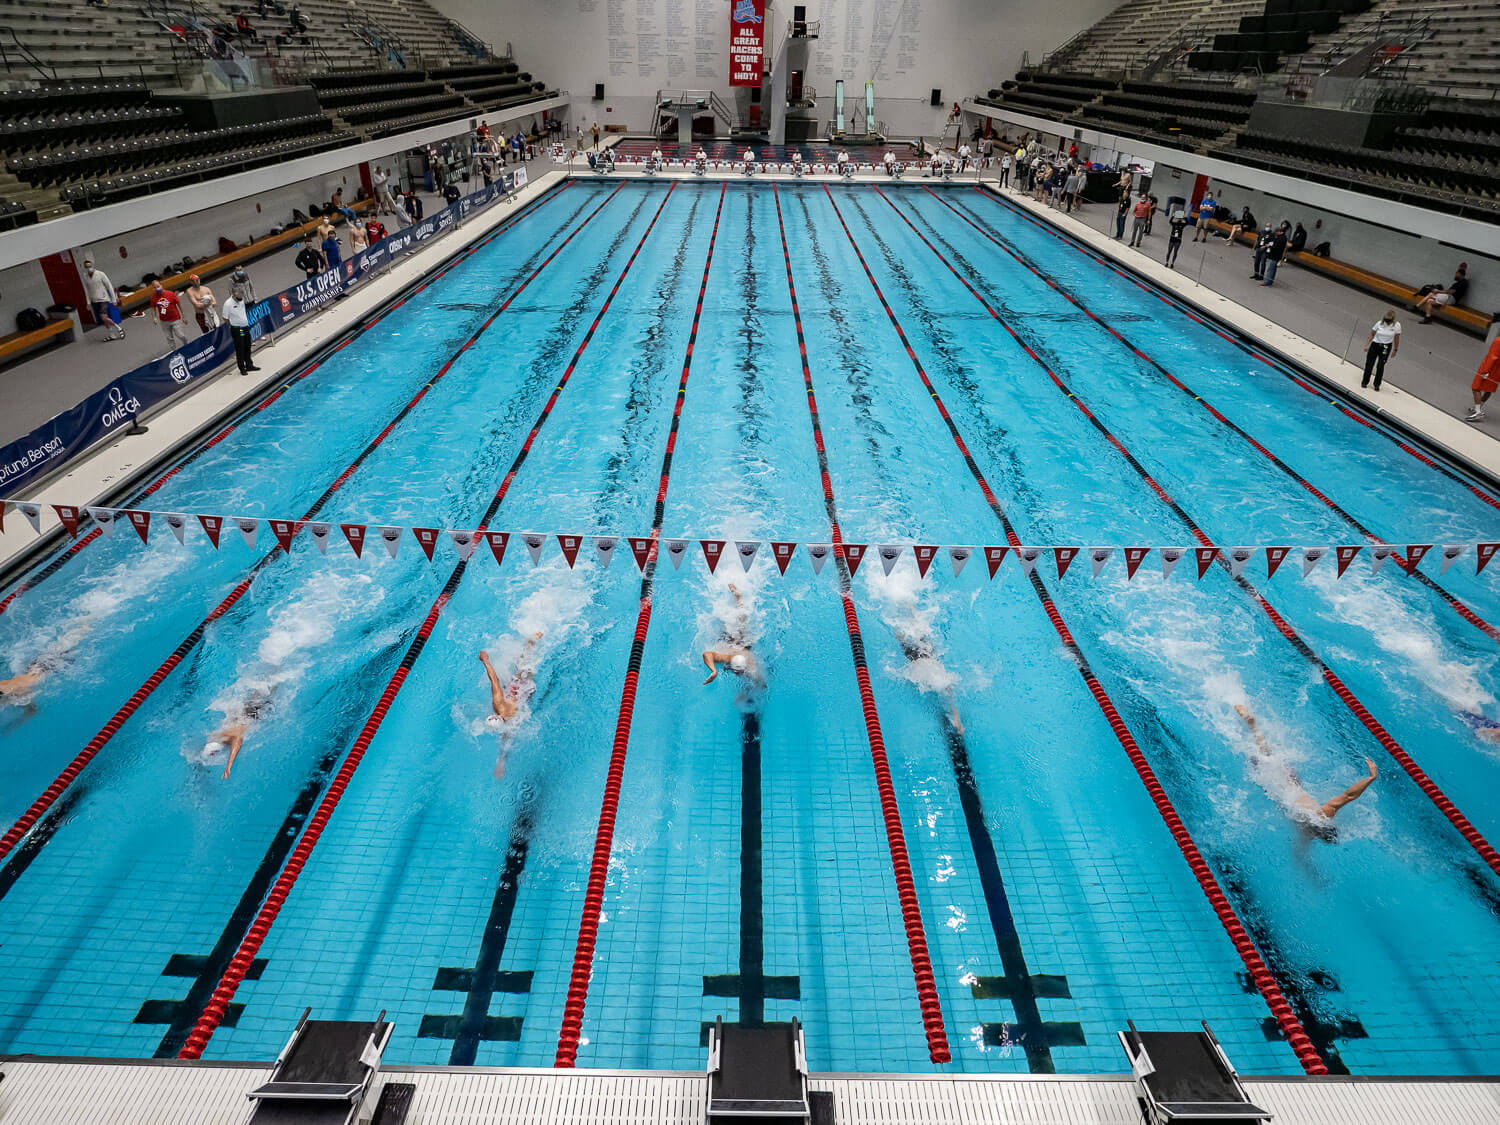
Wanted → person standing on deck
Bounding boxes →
[1362,309,1401,391]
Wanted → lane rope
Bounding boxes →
[824,183,1328,1075]
[554,182,726,1067]
[179,181,679,1059]
[777,183,951,1065]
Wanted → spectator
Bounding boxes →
[234,10,257,40]
[1165,205,1188,269]
[1251,222,1274,281]
[372,166,397,215]
[364,217,387,244]
[184,274,218,334]
[1289,221,1308,254]
[1466,331,1500,421]
[81,255,124,341]
[321,226,341,270]
[349,223,368,254]
[403,190,423,223]
[1362,309,1400,391]
[293,238,324,279]
[1067,165,1085,212]
[1262,222,1290,286]
[1144,194,1157,234]
[1128,192,1151,247]
[1114,191,1130,240]
[221,285,259,375]
[287,5,307,35]
[329,186,355,223]
[1192,190,1216,242]
[1227,205,1256,246]
[229,264,255,303]
[150,281,189,351]
[480,159,493,188]
[999,149,1012,189]
[443,181,460,206]
[476,119,490,143]
[1416,263,1469,324]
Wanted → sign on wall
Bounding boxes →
[729,0,766,87]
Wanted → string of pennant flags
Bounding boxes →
[6,501,1500,580]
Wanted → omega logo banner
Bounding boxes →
[729,0,766,87]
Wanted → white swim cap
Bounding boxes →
[730,654,748,673]
[203,740,226,757]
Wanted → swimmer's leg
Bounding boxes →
[479,651,506,715]
[1318,758,1378,820]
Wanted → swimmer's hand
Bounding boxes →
[221,763,232,780]
[1234,703,1255,727]
[1365,757,1377,779]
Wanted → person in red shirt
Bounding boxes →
[1128,193,1152,248]
[151,280,189,352]
[1465,333,1500,422]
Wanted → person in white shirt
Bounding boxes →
[958,142,971,172]
[650,146,663,171]
[742,147,756,174]
[82,256,125,340]
[883,149,896,175]
[1362,310,1400,391]
[221,285,259,375]
[1000,151,1013,189]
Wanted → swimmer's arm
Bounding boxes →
[702,651,720,683]
[222,732,245,780]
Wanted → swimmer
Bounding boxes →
[1235,704,1377,834]
[480,632,543,776]
[1457,709,1500,744]
[893,631,963,735]
[205,685,277,780]
[702,583,765,693]
[0,623,90,710]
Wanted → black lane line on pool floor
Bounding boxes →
[970,185,1500,515]
[0,181,627,881]
[880,186,1500,887]
[178,182,682,1061]
[925,188,1500,647]
[785,186,1077,1071]
[0,178,595,611]
[820,184,1328,1075]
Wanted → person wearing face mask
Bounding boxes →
[82,256,125,340]
[1362,309,1401,391]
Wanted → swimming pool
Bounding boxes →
[2,178,1499,1077]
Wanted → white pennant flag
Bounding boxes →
[308,521,332,554]
[236,517,260,550]
[735,540,760,572]
[807,543,831,574]
[878,544,903,575]
[1017,546,1042,575]
[86,506,118,537]
[948,545,972,577]
[523,533,546,565]
[665,538,688,569]
[1229,546,1256,578]
[1160,546,1185,579]
[379,526,402,558]
[1302,546,1328,577]
[1441,544,1465,574]
[1089,546,1113,577]
[450,529,478,560]
[1370,544,1393,575]
[593,536,617,568]
[16,502,41,532]
[165,513,188,544]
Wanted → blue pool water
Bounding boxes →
[2,179,1499,1076]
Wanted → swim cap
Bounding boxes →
[730,654,748,673]
[203,740,226,757]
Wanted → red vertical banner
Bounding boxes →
[729,0,766,87]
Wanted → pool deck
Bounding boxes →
[1,1057,1498,1124]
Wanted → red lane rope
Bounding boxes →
[179,181,678,1060]
[0,181,579,618]
[824,183,1327,1075]
[874,187,1500,885]
[776,184,950,1065]
[971,185,1500,515]
[555,182,726,1067]
[0,181,622,871]
[922,188,1500,645]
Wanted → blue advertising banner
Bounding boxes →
[1,176,517,499]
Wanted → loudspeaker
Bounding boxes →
[930,88,942,106]
[593,83,604,100]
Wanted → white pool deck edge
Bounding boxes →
[1,1057,1498,1124]
[5,163,1499,582]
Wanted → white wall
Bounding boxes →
[432,0,1117,139]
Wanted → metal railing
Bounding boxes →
[446,18,490,60]
[0,25,55,80]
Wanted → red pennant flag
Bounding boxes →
[340,523,366,557]
[700,539,725,573]
[1195,546,1219,579]
[1124,546,1150,579]
[198,514,223,548]
[1266,546,1291,578]
[1054,546,1080,578]
[1403,544,1432,575]
[914,544,938,577]
[1479,542,1500,575]
[843,542,867,574]
[485,530,509,565]
[53,505,81,537]
[414,527,440,560]
[771,541,796,574]
[629,536,654,570]
[985,546,1008,578]
[125,509,151,544]
[557,534,582,568]
[1335,545,1361,577]
[270,518,296,553]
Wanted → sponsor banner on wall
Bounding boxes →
[729,0,767,87]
